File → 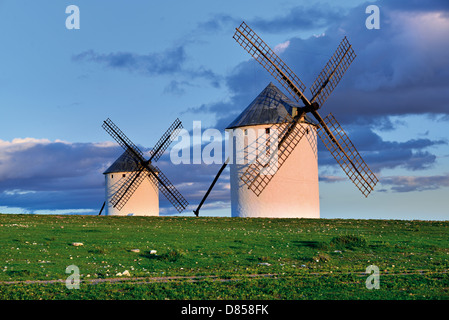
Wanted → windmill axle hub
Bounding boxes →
[302,102,320,113]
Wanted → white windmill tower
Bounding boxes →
[98,118,188,216]
[193,22,378,218]
[103,150,159,216]
[225,82,320,218]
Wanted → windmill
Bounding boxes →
[193,21,378,217]
[99,118,189,216]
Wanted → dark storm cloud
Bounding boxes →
[73,46,186,74]
[0,189,102,213]
[251,5,346,33]
[0,139,122,212]
[196,4,346,34]
[0,137,230,215]
[73,46,221,90]
[184,60,275,131]
[318,125,446,173]
[386,0,449,13]
[205,0,449,127]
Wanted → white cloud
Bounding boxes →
[32,209,96,215]
[0,206,30,214]
[273,40,290,54]
[3,189,37,196]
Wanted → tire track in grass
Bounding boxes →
[1,269,447,286]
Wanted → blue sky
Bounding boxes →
[0,0,448,220]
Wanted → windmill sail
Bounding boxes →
[103,118,146,162]
[149,165,189,213]
[149,118,183,162]
[317,113,378,197]
[234,21,308,105]
[310,37,356,108]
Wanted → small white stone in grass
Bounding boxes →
[116,270,131,277]
[71,242,83,246]
[130,249,140,253]
[150,250,157,254]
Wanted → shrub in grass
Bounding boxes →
[330,235,367,249]
[161,249,186,262]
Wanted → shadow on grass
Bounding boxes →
[140,249,186,262]
[293,240,329,249]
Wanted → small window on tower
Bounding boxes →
[111,175,113,179]
[123,174,126,178]
[265,128,271,156]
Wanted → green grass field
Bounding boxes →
[0,214,448,300]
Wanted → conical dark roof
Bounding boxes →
[226,82,316,129]
[103,150,158,174]
[103,150,140,174]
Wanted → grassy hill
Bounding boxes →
[0,214,448,300]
